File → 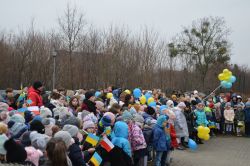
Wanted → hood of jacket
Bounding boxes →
[113,121,128,139]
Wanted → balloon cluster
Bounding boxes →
[197,126,210,141]
[218,69,236,89]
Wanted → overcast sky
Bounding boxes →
[0,0,249,65]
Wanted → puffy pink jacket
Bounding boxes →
[128,122,147,152]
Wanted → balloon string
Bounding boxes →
[203,85,222,101]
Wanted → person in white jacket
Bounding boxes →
[173,102,189,149]
[224,102,235,134]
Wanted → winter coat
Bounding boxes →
[170,123,178,148]
[183,110,195,134]
[68,143,86,166]
[107,146,132,166]
[234,109,245,122]
[215,107,222,122]
[173,108,189,138]
[111,121,131,157]
[142,112,153,120]
[81,100,97,115]
[152,123,168,152]
[194,109,208,127]
[27,87,43,107]
[128,122,147,152]
[224,109,235,123]
[244,107,250,123]
[142,125,153,149]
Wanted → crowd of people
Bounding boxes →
[0,81,250,166]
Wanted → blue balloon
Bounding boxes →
[229,75,236,83]
[221,81,229,89]
[223,82,232,89]
[145,92,152,100]
[133,88,142,98]
[149,101,157,107]
[95,91,101,97]
[188,138,197,150]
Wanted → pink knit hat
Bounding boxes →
[95,101,104,111]
[83,120,95,130]
[25,146,43,166]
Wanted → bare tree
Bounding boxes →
[58,3,87,89]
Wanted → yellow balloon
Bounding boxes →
[198,132,205,139]
[197,126,204,133]
[224,74,231,81]
[204,127,210,134]
[106,93,113,99]
[228,71,232,77]
[203,134,210,141]
[140,95,146,105]
[223,69,229,74]
[124,90,131,94]
[147,97,154,104]
[218,73,224,81]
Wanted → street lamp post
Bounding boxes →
[52,50,57,90]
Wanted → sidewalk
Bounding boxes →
[171,136,250,166]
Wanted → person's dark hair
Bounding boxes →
[33,81,43,90]
[69,96,80,109]
[109,103,121,115]
[124,94,132,107]
[50,92,61,100]
[5,88,13,94]
[46,138,68,166]
[112,103,121,110]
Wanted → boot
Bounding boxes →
[181,137,189,148]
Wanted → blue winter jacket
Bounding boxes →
[194,109,208,126]
[152,115,168,152]
[111,121,131,157]
[244,107,250,123]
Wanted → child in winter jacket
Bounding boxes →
[224,102,235,134]
[111,121,132,157]
[194,102,208,127]
[194,102,208,144]
[173,102,189,149]
[234,104,245,136]
[153,115,170,166]
[143,118,155,162]
[128,114,147,166]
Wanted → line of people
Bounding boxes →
[0,82,250,166]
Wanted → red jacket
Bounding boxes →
[170,124,178,148]
[27,86,43,107]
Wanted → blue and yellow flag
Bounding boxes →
[90,152,102,166]
[85,133,100,146]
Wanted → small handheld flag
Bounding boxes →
[85,133,100,146]
[28,106,40,115]
[100,137,114,152]
[89,152,102,166]
[104,126,111,136]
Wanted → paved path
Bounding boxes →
[171,136,250,166]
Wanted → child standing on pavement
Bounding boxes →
[234,104,245,136]
[224,102,235,135]
[153,115,170,166]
